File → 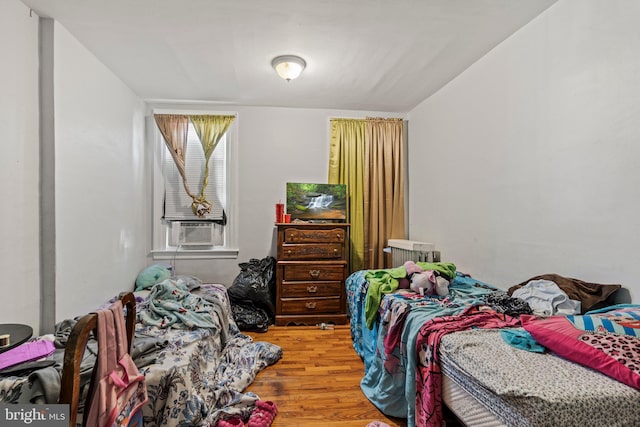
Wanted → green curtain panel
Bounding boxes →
[329,119,366,272]
[190,114,236,203]
[329,117,406,271]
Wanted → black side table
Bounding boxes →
[0,324,33,354]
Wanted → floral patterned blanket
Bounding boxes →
[0,284,282,427]
[135,284,282,426]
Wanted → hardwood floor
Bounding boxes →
[245,325,407,427]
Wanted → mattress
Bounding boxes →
[442,373,506,427]
[439,328,640,427]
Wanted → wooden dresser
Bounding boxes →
[275,223,350,326]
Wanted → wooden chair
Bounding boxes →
[58,292,136,427]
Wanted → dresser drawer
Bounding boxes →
[280,297,341,315]
[283,264,345,281]
[283,227,346,244]
[280,243,343,260]
[280,281,343,298]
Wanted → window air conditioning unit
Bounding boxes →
[170,221,217,246]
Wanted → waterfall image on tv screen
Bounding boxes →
[286,182,347,221]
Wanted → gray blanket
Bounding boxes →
[0,317,167,406]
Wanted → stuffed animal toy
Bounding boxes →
[404,260,450,296]
[434,276,450,296]
[410,271,435,296]
[404,261,436,296]
[404,260,423,275]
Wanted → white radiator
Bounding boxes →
[387,239,440,266]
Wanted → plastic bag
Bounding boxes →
[231,303,270,333]
[228,256,276,322]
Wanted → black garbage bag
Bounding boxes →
[231,302,270,333]
[228,256,276,325]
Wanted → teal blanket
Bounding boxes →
[354,272,497,425]
[139,280,219,329]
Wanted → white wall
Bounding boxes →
[408,0,640,302]
[0,0,40,328]
[3,2,402,326]
[53,23,150,320]
[152,105,404,285]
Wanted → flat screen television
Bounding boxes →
[286,182,347,222]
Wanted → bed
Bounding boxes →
[0,281,282,426]
[347,267,640,427]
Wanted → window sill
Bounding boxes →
[151,248,239,260]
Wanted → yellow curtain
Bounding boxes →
[328,119,366,272]
[190,114,235,199]
[364,117,405,269]
[153,113,199,202]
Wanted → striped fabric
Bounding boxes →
[567,306,640,337]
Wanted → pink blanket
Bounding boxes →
[415,305,519,427]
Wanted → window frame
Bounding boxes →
[149,108,239,260]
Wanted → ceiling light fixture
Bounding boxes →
[271,55,306,81]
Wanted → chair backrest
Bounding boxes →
[58,292,136,427]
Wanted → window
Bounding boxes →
[163,122,226,223]
[150,109,238,259]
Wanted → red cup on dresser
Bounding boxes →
[283,214,291,223]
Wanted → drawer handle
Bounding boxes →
[307,285,318,293]
[287,250,292,255]
[334,248,338,253]
[305,302,317,309]
[309,269,321,278]
[290,234,294,239]
[337,234,341,239]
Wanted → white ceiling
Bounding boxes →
[23,0,557,112]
